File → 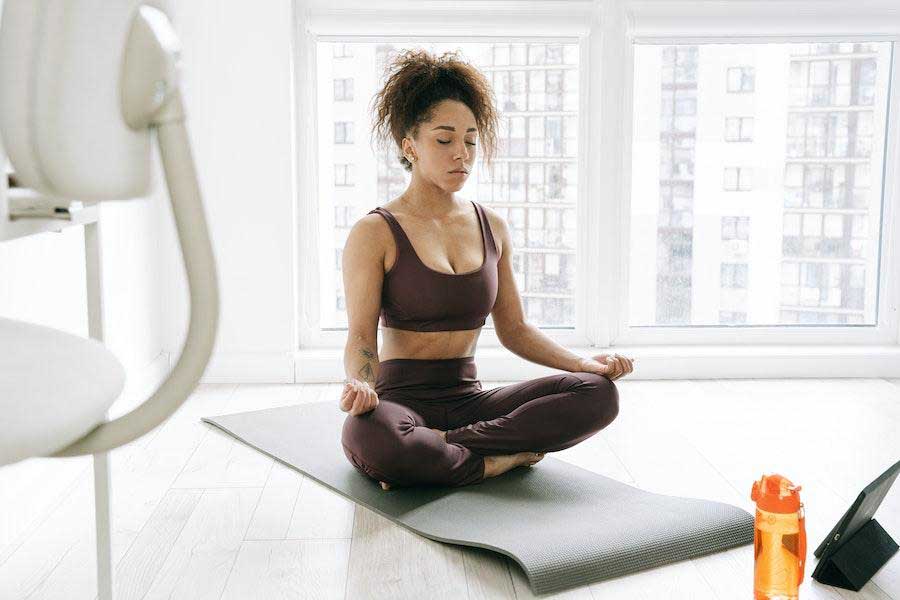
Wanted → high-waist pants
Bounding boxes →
[340,356,620,488]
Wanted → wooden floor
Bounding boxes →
[1,378,899,599]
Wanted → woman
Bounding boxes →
[339,48,634,490]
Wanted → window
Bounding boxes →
[726,66,755,92]
[334,121,353,144]
[721,263,749,288]
[725,117,754,142]
[294,4,898,354]
[334,163,354,187]
[724,167,753,191]
[318,40,581,330]
[333,78,354,101]
[334,205,354,228]
[722,216,750,240]
[630,42,890,329]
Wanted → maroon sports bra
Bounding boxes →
[367,200,499,332]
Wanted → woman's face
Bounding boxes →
[402,99,478,192]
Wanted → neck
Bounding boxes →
[401,172,460,217]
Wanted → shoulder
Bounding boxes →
[346,210,392,250]
[477,202,509,256]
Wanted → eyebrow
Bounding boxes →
[431,125,477,133]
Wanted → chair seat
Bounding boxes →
[0,317,126,465]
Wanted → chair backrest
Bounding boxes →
[0,0,220,460]
[0,0,157,201]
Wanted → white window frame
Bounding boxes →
[294,0,900,353]
[615,0,900,346]
[295,0,596,350]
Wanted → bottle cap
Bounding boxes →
[750,473,802,513]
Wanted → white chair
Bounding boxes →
[0,2,219,599]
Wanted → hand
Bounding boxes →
[339,378,380,416]
[577,353,635,381]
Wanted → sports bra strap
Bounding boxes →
[368,207,415,253]
[472,201,498,258]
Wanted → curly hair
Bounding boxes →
[369,48,500,173]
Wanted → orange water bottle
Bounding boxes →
[750,473,807,599]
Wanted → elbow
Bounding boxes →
[497,320,526,349]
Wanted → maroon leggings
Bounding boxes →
[340,356,619,488]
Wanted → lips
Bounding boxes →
[449,169,468,174]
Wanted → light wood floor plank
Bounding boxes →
[345,506,469,600]
[143,488,262,600]
[112,489,203,600]
[220,539,350,599]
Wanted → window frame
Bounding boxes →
[616,1,900,345]
[295,1,596,349]
[293,0,900,351]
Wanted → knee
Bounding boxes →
[569,372,620,430]
[340,405,413,470]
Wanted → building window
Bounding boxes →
[333,78,354,101]
[724,116,754,142]
[721,216,750,240]
[334,163,355,187]
[721,263,749,288]
[334,205,354,228]
[726,66,755,92]
[334,121,353,144]
[724,167,753,191]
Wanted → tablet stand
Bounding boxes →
[812,518,898,591]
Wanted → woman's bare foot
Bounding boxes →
[380,450,544,489]
[483,451,545,479]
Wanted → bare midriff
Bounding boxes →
[379,326,482,361]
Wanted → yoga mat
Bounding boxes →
[202,401,753,595]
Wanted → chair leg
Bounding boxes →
[94,451,113,600]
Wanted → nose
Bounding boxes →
[455,140,469,161]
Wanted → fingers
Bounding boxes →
[605,354,635,380]
[341,379,379,416]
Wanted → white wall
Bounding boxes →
[0,0,299,389]
[163,0,298,382]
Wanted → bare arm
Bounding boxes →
[341,215,385,408]
[488,209,585,373]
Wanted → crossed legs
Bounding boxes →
[340,371,619,488]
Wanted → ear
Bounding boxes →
[401,137,417,162]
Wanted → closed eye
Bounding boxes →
[438,139,477,146]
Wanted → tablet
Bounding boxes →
[812,457,900,570]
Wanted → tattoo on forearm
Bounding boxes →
[356,347,376,384]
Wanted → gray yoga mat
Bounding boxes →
[202,401,754,595]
